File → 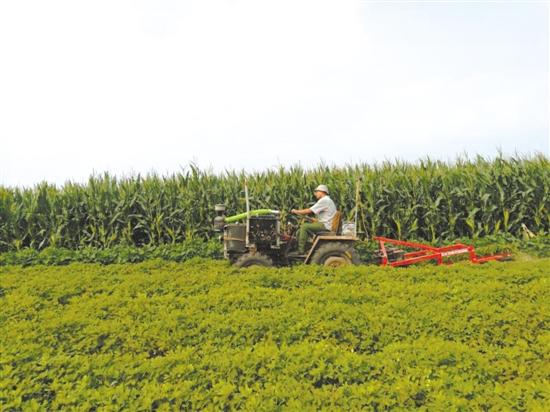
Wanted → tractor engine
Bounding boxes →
[213,204,281,261]
[248,215,280,248]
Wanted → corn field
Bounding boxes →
[0,155,548,252]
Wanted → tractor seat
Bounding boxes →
[316,211,343,236]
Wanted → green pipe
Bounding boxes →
[225,209,278,223]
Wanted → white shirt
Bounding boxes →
[310,195,337,230]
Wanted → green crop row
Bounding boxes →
[0,239,222,267]
[1,235,549,267]
[1,259,548,410]
[0,155,548,252]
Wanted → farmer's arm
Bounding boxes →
[291,208,313,215]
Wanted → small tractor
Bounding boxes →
[213,184,510,268]
[213,204,360,268]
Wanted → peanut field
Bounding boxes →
[1,259,548,410]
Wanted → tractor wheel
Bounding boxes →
[234,253,273,268]
[310,242,361,267]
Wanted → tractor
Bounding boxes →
[212,183,510,268]
[213,204,360,268]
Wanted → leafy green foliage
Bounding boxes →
[0,240,222,266]
[0,155,548,253]
[1,260,548,410]
[1,235,548,267]
[454,234,550,259]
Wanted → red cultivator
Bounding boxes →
[374,236,511,267]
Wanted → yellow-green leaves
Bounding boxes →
[1,259,549,410]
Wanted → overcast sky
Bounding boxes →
[0,1,548,187]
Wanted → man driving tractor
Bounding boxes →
[291,184,337,254]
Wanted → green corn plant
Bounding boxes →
[0,155,547,251]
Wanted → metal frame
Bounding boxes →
[244,180,250,248]
[374,236,510,267]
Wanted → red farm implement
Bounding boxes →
[374,236,511,267]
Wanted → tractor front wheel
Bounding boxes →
[310,242,360,267]
[234,253,273,268]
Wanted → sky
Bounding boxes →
[0,0,548,187]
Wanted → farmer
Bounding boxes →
[291,184,337,254]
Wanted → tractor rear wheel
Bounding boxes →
[310,242,360,267]
[234,253,273,268]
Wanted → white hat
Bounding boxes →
[314,184,329,194]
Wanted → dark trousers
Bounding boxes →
[297,222,326,253]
